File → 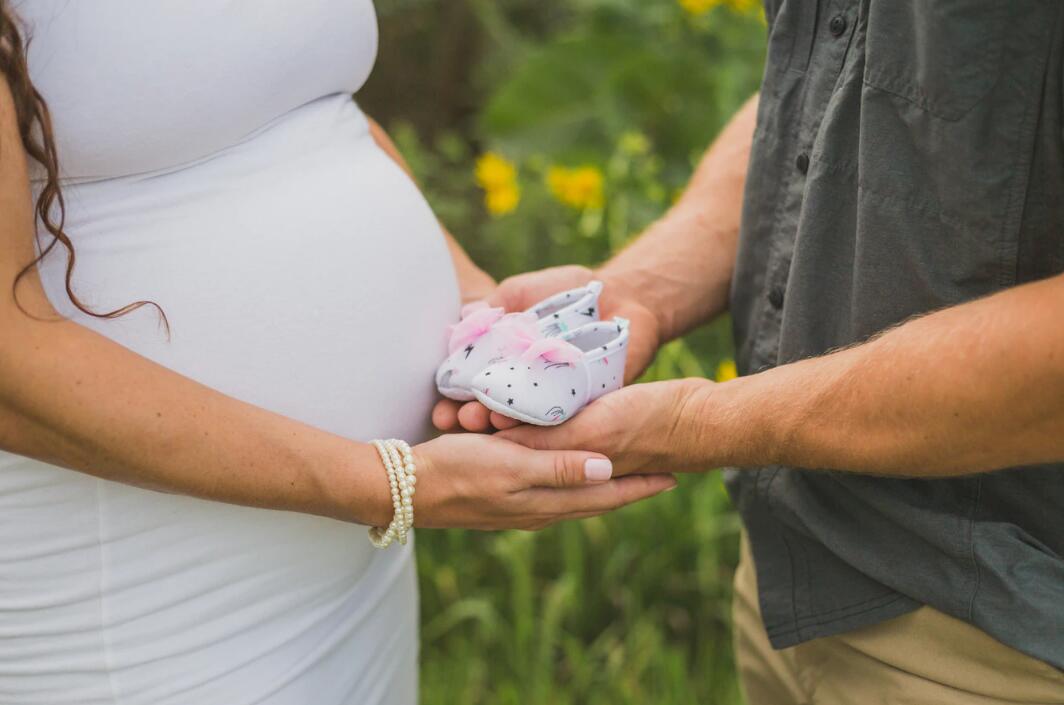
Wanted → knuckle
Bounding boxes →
[564,264,592,279]
[552,454,571,488]
[504,462,525,488]
[505,490,534,515]
[496,469,523,497]
[501,277,529,304]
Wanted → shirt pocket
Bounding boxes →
[862,0,1006,121]
[839,1,1056,305]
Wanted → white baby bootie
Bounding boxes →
[435,281,603,401]
[469,317,629,426]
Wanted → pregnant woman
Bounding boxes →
[0,2,675,704]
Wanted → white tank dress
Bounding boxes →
[0,2,459,704]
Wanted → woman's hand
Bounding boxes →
[432,265,664,432]
[409,433,677,530]
[497,379,714,477]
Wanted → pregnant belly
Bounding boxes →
[40,94,459,440]
[11,95,457,703]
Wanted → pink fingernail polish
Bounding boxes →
[584,458,613,482]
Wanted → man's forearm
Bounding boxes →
[598,94,758,342]
[699,273,1064,476]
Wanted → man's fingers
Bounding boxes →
[486,281,521,309]
[526,474,677,516]
[487,272,542,309]
[626,338,656,383]
[488,265,593,309]
[456,401,493,432]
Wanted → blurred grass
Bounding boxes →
[360,1,766,702]
[416,469,744,705]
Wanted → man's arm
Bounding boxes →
[502,272,1064,477]
[598,93,757,343]
[707,272,1064,475]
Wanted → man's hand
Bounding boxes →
[431,97,761,434]
[432,265,664,432]
[496,379,714,476]
[501,272,1064,480]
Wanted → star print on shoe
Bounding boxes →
[470,317,630,426]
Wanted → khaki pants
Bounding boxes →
[733,535,1064,705]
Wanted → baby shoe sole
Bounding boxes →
[472,389,568,427]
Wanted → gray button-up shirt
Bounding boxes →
[725,0,1064,668]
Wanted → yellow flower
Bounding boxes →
[715,358,738,382]
[546,165,605,210]
[475,152,520,217]
[678,0,720,16]
[678,0,760,16]
[474,152,517,191]
[484,182,520,217]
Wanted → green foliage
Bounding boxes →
[417,477,744,705]
[371,1,766,702]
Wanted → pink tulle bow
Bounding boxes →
[459,301,492,319]
[492,312,541,356]
[447,302,506,354]
[519,337,583,365]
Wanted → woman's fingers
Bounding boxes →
[413,433,675,531]
[520,448,614,488]
[489,411,522,430]
[432,398,505,433]
[431,399,461,431]
[456,401,493,432]
[454,402,523,432]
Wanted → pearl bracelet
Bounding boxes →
[368,439,417,548]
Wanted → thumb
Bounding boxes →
[486,277,526,310]
[527,449,614,488]
[487,265,594,310]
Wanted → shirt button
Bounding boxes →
[829,15,847,37]
[767,285,785,309]
[795,152,809,174]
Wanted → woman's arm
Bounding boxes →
[366,116,496,303]
[0,93,389,524]
[0,82,673,530]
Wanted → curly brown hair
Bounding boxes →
[1,1,166,331]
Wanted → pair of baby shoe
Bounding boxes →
[435,281,630,426]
